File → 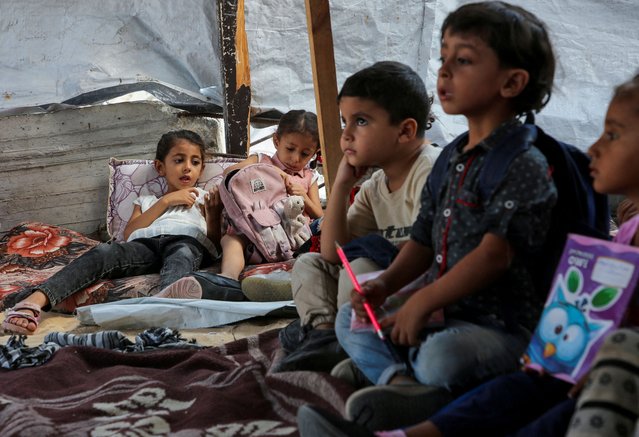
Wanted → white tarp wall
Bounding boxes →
[2,0,638,149]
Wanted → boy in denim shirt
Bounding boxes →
[334,0,558,427]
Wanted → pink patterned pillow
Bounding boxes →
[107,157,241,241]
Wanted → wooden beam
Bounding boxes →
[218,0,251,156]
[305,0,342,197]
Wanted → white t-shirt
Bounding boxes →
[127,187,217,256]
[346,144,441,246]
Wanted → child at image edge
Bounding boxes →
[297,72,639,437]
[2,130,221,336]
[277,61,442,371]
[197,110,324,297]
[333,0,558,424]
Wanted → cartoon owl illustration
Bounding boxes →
[525,276,610,377]
[528,301,594,375]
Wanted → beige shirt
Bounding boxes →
[346,144,441,246]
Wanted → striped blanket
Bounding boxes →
[0,329,353,436]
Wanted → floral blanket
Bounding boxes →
[0,222,108,312]
[0,329,353,435]
[0,222,295,313]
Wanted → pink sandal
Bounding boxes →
[2,302,41,335]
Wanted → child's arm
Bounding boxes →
[123,187,201,240]
[382,232,513,345]
[203,185,223,255]
[224,154,291,183]
[285,179,323,219]
[222,154,259,176]
[320,156,369,264]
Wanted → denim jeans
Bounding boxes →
[36,235,205,308]
[335,303,530,390]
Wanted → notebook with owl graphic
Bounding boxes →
[521,234,639,384]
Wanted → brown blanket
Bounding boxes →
[0,329,353,435]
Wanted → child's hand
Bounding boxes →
[351,278,388,322]
[278,170,291,184]
[203,185,222,217]
[335,155,368,188]
[163,187,200,208]
[382,291,433,346]
[285,180,307,197]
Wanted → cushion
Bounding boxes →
[107,157,241,242]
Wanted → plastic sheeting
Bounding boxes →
[75,297,294,330]
[2,0,639,147]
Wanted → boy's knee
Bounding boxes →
[412,333,479,388]
[174,244,199,260]
[291,252,321,273]
[292,254,326,298]
[292,253,341,326]
[337,257,381,307]
[293,252,336,273]
[414,357,472,389]
[95,242,116,255]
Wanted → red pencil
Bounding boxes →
[335,241,407,366]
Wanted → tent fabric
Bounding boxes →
[1,0,638,147]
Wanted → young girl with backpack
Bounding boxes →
[2,130,221,335]
[193,110,323,298]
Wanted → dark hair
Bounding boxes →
[338,61,433,137]
[155,130,206,162]
[276,110,320,149]
[612,73,639,114]
[442,1,555,114]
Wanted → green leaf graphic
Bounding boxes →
[566,268,581,294]
[592,287,619,308]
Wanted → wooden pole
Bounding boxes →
[305,0,342,197]
[218,0,251,156]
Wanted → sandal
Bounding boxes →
[2,302,41,335]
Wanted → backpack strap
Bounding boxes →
[426,132,468,201]
[428,125,537,204]
[476,124,536,202]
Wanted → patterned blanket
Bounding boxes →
[0,222,296,312]
[0,329,353,436]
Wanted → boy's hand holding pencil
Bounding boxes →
[335,241,407,365]
[335,242,386,335]
[352,278,389,322]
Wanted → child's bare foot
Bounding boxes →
[2,291,48,335]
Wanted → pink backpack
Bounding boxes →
[219,163,311,263]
